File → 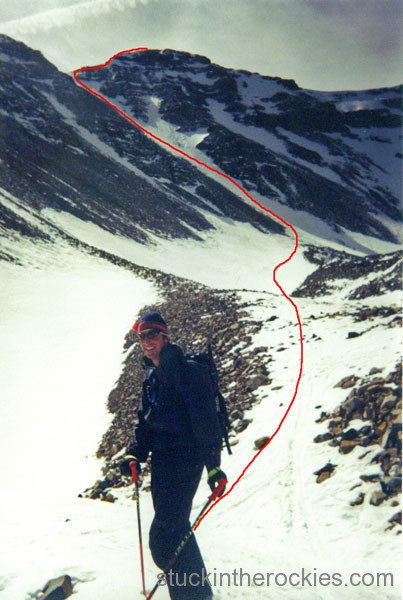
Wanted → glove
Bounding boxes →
[207,467,227,497]
[120,454,142,478]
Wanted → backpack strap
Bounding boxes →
[143,367,158,409]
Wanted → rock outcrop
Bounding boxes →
[314,363,402,523]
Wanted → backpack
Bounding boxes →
[185,344,232,455]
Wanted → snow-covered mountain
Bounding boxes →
[77,47,402,250]
[0,35,401,599]
[1,35,402,265]
[0,35,282,252]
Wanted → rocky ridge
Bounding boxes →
[293,250,402,299]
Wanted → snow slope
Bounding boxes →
[0,240,159,597]
[41,207,314,294]
[0,227,401,598]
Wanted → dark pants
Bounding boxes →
[150,447,213,599]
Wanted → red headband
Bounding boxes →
[132,320,169,335]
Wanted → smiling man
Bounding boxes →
[137,316,169,367]
[120,311,227,599]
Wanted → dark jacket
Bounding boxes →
[132,343,222,470]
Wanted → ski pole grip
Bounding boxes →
[129,460,138,483]
[209,477,227,500]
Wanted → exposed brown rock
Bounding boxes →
[254,436,270,450]
[369,367,383,375]
[339,440,359,454]
[370,490,387,506]
[360,474,381,483]
[350,493,365,506]
[389,511,402,525]
[313,363,402,520]
[335,375,359,389]
[314,463,337,483]
[314,432,333,443]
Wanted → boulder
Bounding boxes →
[254,436,270,450]
[340,394,364,419]
[245,374,269,392]
[234,418,252,434]
[360,474,380,483]
[381,476,402,495]
[360,433,378,447]
[388,511,402,525]
[101,492,116,503]
[342,428,359,441]
[375,421,388,438]
[39,575,73,599]
[358,425,373,436]
[230,409,243,421]
[253,346,269,354]
[369,367,383,375]
[385,423,402,453]
[381,394,397,411]
[339,440,359,454]
[369,491,387,506]
[361,382,391,400]
[350,493,365,506]
[316,471,331,484]
[328,418,343,435]
[335,375,359,389]
[313,432,333,443]
[314,463,337,483]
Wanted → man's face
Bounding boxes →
[139,330,168,366]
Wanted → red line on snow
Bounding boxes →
[74,47,304,527]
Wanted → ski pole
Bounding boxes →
[130,461,147,597]
[146,478,227,600]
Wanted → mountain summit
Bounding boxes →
[1,36,401,264]
[78,47,402,246]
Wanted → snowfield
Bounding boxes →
[0,224,401,599]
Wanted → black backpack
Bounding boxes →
[185,344,232,455]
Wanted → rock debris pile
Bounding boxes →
[314,363,402,531]
[294,250,402,299]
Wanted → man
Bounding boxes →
[120,311,227,599]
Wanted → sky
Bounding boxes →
[0,0,401,91]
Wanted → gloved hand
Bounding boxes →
[119,454,142,478]
[207,467,227,497]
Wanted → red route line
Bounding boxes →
[74,47,304,527]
